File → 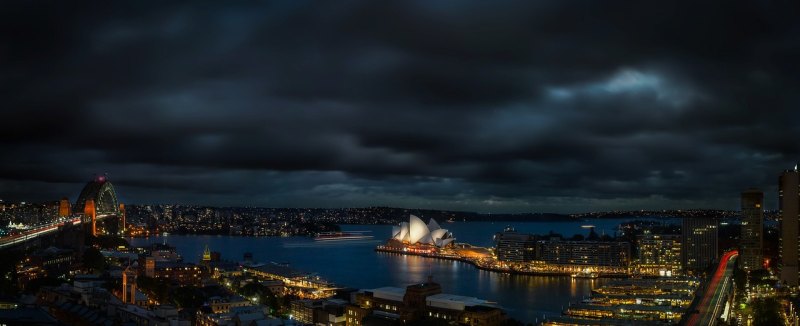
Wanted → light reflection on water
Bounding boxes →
[129,220,650,323]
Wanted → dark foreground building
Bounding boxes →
[346,277,505,326]
[780,166,800,286]
[681,217,718,273]
[740,188,764,271]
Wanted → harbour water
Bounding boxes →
[129,219,673,323]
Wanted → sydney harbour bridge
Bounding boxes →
[0,176,126,249]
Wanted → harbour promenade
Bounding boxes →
[375,244,630,277]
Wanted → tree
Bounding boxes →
[82,247,107,273]
[23,277,63,294]
[172,286,205,309]
[136,276,171,303]
[0,251,22,296]
[752,298,781,326]
[88,235,130,249]
[570,234,585,241]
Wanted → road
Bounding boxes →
[0,216,82,249]
[686,250,738,326]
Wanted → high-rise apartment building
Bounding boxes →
[494,229,537,262]
[740,188,764,271]
[637,233,681,276]
[780,166,800,286]
[536,240,631,267]
[681,217,718,273]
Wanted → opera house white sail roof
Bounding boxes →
[391,215,455,247]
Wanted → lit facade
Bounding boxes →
[637,233,681,275]
[494,230,536,262]
[545,277,698,325]
[537,240,631,267]
[391,215,454,247]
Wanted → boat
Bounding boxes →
[314,231,374,241]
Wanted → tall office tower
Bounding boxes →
[740,188,764,271]
[681,217,718,273]
[780,166,800,286]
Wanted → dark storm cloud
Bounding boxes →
[2,0,799,212]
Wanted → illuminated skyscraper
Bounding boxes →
[681,217,718,273]
[740,188,764,271]
[780,166,800,286]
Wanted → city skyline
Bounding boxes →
[2,1,799,213]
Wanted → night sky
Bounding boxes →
[2,1,799,213]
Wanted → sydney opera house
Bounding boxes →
[388,215,455,248]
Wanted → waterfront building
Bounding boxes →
[247,263,336,299]
[536,240,631,267]
[780,166,800,286]
[544,277,699,325]
[681,217,718,273]
[494,228,536,262]
[391,215,455,247]
[740,188,764,271]
[563,303,683,323]
[637,233,681,276]
[347,278,505,326]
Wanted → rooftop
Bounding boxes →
[368,287,406,302]
[426,293,491,310]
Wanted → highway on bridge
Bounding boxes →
[686,250,738,326]
[0,217,82,249]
